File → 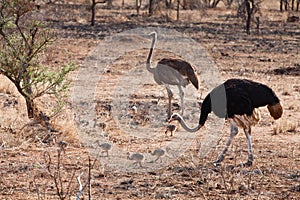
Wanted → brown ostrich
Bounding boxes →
[146,31,199,118]
[169,78,283,167]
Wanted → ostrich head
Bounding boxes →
[168,113,182,123]
[149,31,157,40]
[168,113,203,133]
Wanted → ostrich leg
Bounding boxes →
[139,161,143,167]
[178,85,184,116]
[242,127,254,167]
[154,156,162,163]
[213,123,239,166]
[165,85,173,118]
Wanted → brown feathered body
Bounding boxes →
[156,58,199,89]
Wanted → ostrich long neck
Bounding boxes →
[177,95,210,132]
[178,116,202,132]
[146,34,156,74]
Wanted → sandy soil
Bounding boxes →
[0,1,300,199]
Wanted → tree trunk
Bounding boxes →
[211,0,221,8]
[149,0,155,16]
[255,16,260,34]
[245,0,251,35]
[280,0,288,11]
[91,0,96,26]
[136,0,142,15]
[176,0,180,21]
[182,0,187,9]
[165,0,171,8]
[107,0,113,8]
[25,97,35,119]
[23,69,35,118]
[12,79,35,119]
[225,0,234,8]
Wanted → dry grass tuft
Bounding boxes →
[272,120,298,135]
[0,85,78,147]
[51,108,80,145]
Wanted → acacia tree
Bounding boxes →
[91,0,108,26]
[204,0,221,8]
[291,0,299,11]
[224,0,235,8]
[149,0,155,16]
[136,0,142,16]
[0,0,74,120]
[237,0,262,34]
[280,0,289,11]
[196,0,221,8]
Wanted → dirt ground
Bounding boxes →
[0,0,300,199]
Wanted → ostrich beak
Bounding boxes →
[167,113,178,123]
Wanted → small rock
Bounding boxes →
[120,179,134,185]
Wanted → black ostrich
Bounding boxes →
[169,78,283,166]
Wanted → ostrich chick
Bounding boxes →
[169,78,283,167]
[127,152,144,167]
[165,124,177,136]
[98,142,112,157]
[150,148,165,163]
[57,141,68,153]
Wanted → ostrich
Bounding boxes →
[127,152,144,167]
[146,31,199,118]
[150,148,165,163]
[164,124,177,136]
[97,141,112,157]
[168,78,283,167]
[57,141,68,154]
